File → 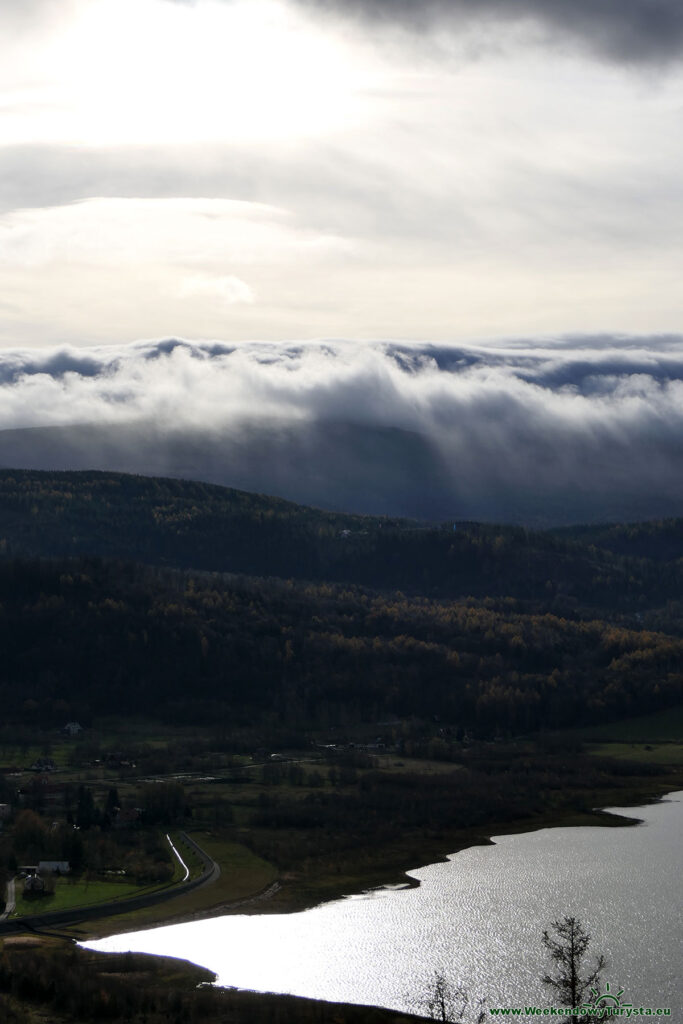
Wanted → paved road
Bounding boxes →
[177,830,221,890]
[0,832,220,936]
[0,877,16,921]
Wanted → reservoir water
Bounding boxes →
[85,792,683,1016]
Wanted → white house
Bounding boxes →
[38,860,70,874]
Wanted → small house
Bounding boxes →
[38,860,70,875]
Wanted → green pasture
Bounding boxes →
[588,742,683,765]
[12,876,146,918]
[71,834,277,937]
[574,705,683,743]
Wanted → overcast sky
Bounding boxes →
[2,0,683,347]
[1,1,682,521]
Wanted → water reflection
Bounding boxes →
[85,794,682,1015]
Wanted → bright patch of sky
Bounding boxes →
[1,0,682,345]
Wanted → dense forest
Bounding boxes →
[1,554,681,735]
[0,469,681,737]
[0,469,682,619]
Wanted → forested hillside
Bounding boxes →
[1,557,681,736]
[1,469,682,614]
[558,518,683,562]
[1,469,681,738]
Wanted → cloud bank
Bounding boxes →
[1,337,682,525]
[301,0,683,65]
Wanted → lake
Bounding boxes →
[85,792,683,1016]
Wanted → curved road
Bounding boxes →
[0,831,221,936]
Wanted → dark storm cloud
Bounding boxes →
[298,0,683,64]
[1,337,682,524]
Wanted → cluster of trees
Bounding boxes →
[240,746,666,875]
[559,519,683,563]
[0,784,183,890]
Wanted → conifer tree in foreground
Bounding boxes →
[542,916,606,1023]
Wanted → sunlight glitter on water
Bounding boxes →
[84,794,683,1015]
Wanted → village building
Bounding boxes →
[38,860,70,875]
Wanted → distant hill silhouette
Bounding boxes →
[2,416,682,526]
[1,468,682,613]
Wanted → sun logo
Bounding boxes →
[583,982,632,1010]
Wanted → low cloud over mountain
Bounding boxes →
[1,337,682,525]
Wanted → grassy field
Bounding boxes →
[9,830,273,933]
[588,742,683,764]
[0,741,72,769]
[10,832,195,920]
[71,833,277,938]
[12,876,148,918]
[573,705,683,742]
[195,833,277,899]
[168,831,205,880]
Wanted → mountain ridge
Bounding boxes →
[1,467,682,615]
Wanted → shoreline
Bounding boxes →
[75,781,677,942]
[7,785,678,1024]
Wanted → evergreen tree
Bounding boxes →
[542,916,606,1023]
